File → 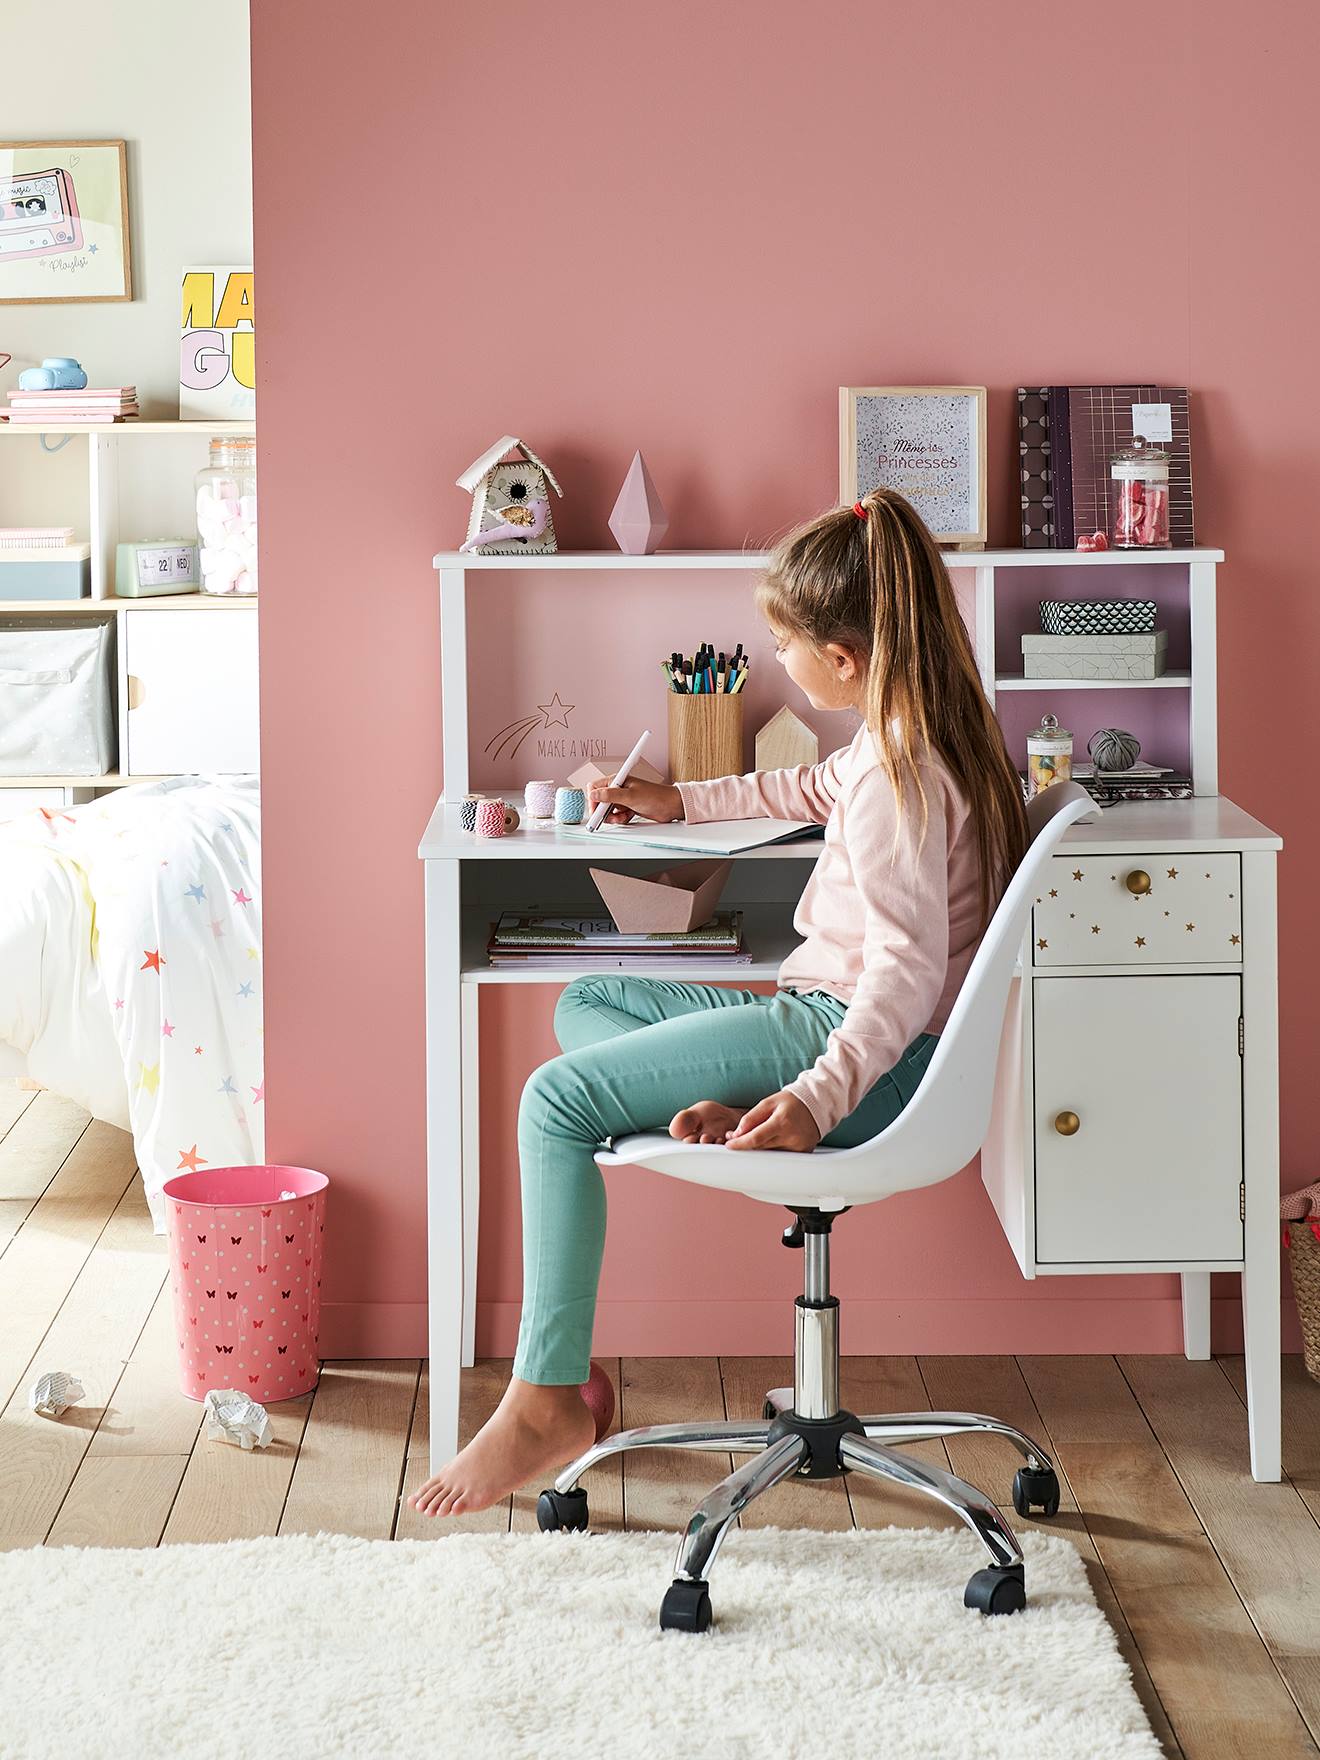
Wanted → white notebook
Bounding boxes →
[559,818,823,856]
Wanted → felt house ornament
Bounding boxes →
[457,436,563,556]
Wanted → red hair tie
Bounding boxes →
[852,501,868,520]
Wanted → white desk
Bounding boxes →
[418,793,1282,1480]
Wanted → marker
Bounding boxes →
[585,729,652,833]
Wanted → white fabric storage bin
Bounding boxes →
[0,619,115,776]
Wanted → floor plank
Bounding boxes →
[718,1356,851,1530]
[396,1361,511,1539]
[1121,1354,1320,1746]
[0,1090,93,1201]
[85,1279,205,1460]
[1021,1354,1317,1760]
[0,1175,167,1551]
[163,1392,312,1544]
[46,1456,189,1550]
[0,1080,36,1144]
[278,1360,419,1540]
[839,1356,960,1532]
[618,1356,727,1532]
[1221,1355,1320,1532]
[0,1119,140,1416]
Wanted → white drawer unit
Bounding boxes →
[0,786,92,823]
[124,607,259,776]
[1032,851,1241,966]
[1033,975,1243,1264]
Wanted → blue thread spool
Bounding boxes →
[555,786,586,824]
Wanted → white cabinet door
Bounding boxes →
[124,609,259,775]
[1034,975,1242,1264]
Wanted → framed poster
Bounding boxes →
[0,140,131,303]
[840,386,987,547]
[180,265,255,419]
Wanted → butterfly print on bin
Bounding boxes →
[231,1236,241,1245]
[305,1258,311,1268]
[249,1376,259,1385]
[227,1291,237,1300]
[261,1208,271,1217]
[216,1345,234,1354]
[278,1346,287,1355]
[189,1317,197,1327]
[281,1290,291,1300]
[257,1263,267,1273]
[206,1290,216,1299]
[285,1234,294,1243]
[253,1320,263,1330]
[197,1234,206,1243]
[182,1260,189,1271]
[300,1312,308,1323]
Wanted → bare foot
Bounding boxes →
[669,1099,743,1144]
[408,1381,596,1518]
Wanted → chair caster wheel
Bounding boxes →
[659,1578,712,1632]
[964,1564,1026,1616]
[536,1487,588,1533]
[1012,1464,1061,1518]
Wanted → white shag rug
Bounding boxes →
[1,1528,1159,1760]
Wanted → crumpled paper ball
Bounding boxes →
[29,1372,86,1418]
[204,1388,273,1451]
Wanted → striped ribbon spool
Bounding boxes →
[475,798,509,838]
[555,786,587,824]
[525,779,557,819]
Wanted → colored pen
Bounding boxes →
[585,728,651,833]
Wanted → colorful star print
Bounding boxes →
[194,1046,203,1055]
[218,1076,238,1096]
[210,919,226,940]
[232,888,252,906]
[141,949,164,973]
[137,1061,160,1095]
[185,883,206,903]
[251,1081,265,1104]
[238,981,254,999]
[177,1145,208,1173]
[162,1019,176,1037]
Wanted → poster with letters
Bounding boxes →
[180,265,255,420]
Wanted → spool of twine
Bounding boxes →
[475,798,508,838]
[555,786,587,824]
[525,779,557,819]
[668,692,743,783]
[460,793,490,832]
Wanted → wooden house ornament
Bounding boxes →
[457,435,563,556]
[755,706,818,771]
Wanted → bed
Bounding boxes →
[0,776,264,1230]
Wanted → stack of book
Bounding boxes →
[487,910,749,971]
[2,386,139,425]
[1018,385,1194,548]
[1021,764,1193,807]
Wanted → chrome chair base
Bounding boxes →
[541,1212,1060,1628]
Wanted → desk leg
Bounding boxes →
[1180,1272,1211,1360]
[425,857,463,1469]
[460,983,480,1368]
[1241,850,1281,1483]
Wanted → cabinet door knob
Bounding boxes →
[1053,1110,1081,1136]
[1125,869,1152,895]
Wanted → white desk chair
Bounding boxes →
[536,780,1096,1631]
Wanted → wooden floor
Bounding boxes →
[4,1090,1320,1757]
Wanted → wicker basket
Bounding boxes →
[1284,1219,1320,1382]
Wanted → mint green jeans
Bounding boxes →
[512,975,938,1385]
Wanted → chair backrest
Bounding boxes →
[829,779,1094,1186]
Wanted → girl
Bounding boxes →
[410,488,1026,1517]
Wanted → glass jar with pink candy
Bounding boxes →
[1109,436,1170,549]
[196,436,258,595]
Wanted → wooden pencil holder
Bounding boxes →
[668,692,744,783]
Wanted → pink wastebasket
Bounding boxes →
[163,1165,328,1402]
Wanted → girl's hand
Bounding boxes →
[588,778,684,824]
[726,1091,821,1153]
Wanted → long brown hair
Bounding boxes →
[757,488,1026,926]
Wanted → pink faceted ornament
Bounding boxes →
[608,450,669,555]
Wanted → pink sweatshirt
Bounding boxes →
[676,722,984,1138]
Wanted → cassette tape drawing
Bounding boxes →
[0,167,84,261]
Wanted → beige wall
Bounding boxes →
[3,0,252,418]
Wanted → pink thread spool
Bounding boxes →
[476,798,520,838]
[525,779,557,819]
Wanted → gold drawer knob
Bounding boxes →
[1125,869,1152,895]
[1054,1110,1081,1136]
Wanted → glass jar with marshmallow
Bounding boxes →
[196,437,257,595]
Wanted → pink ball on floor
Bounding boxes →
[580,1361,615,1441]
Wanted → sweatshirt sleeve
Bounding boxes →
[677,742,851,825]
[784,768,950,1138]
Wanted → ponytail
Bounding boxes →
[756,489,1026,926]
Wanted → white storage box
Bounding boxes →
[1021,629,1168,681]
[0,619,114,776]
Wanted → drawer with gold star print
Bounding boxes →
[1031,853,1242,966]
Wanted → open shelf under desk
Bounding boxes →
[460,901,799,985]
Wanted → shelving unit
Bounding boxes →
[0,420,259,807]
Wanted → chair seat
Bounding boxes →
[597,1133,883,1210]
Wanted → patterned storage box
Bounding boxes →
[1021,630,1167,680]
[1039,599,1156,635]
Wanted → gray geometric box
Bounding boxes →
[1021,630,1168,680]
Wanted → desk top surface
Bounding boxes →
[418,794,1282,861]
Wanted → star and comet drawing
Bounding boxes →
[483,691,575,763]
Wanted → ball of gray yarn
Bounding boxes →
[1087,727,1141,772]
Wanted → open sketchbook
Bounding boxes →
[559,818,823,856]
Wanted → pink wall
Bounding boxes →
[251,1,1318,1357]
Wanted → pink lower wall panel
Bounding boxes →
[252,0,1320,1357]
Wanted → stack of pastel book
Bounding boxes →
[2,386,139,424]
[1019,763,1193,807]
[487,910,749,971]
